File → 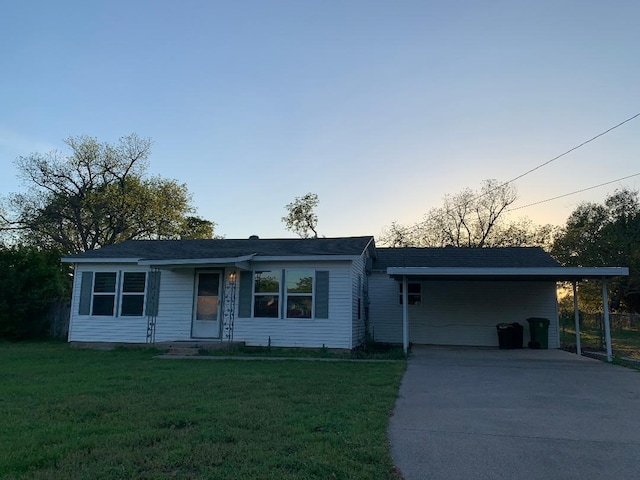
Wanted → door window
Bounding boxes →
[196,273,220,321]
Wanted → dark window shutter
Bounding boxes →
[314,271,329,319]
[238,271,253,317]
[280,269,285,319]
[145,271,161,316]
[78,271,94,315]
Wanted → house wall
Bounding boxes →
[69,260,356,349]
[153,268,198,342]
[350,254,367,348]
[69,263,151,343]
[69,264,203,344]
[231,261,354,349]
[369,274,560,348]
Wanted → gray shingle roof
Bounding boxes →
[374,247,560,270]
[64,236,375,261]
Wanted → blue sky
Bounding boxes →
[1,1,638,239]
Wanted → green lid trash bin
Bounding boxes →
[526,317,550,349]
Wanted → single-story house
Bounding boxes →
[62,236,628,356]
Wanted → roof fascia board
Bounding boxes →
[251,255,359,262]
[64,253,358,266]
[61,257,141,264]
[161,261,253,271]
[386,267,629,278]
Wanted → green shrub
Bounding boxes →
[0,246,69,340]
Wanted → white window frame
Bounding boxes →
[120,271,147,317]
[90,271,147,317]
[284,269,314,319]
[252,270,281,318]
[399,281,422,306]
[250,269,318,319]
[91,272,118,316]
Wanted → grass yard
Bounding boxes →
[0,342,405,480]
[560,325,640,359]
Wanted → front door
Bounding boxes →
[192,272,222,338]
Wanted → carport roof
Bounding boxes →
[375,247,628,280]
[374,246,560,269]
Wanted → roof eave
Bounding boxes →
[386,266,629,280]
[251,255,361,262]
[62,257,142,264]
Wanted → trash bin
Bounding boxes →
[510,322,524,349]
[496,323,513,349]
[526,317,550,349]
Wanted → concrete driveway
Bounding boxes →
[388,346,640,480]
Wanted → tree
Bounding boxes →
[178,216,218,240]
[489,218,558,250]
[1,134,216,253]
[552,188,640,313]
[381,179,553,248]
[0,245,69,340]
[282,193,319,238]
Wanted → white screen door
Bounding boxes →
[192,272,221,338]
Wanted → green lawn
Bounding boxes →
[0,343,405,480]
[560,325,640,359]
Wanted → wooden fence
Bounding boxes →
[48,301,71,340]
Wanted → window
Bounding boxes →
[90,271,146,316]
[195,273,220,321]
[92,272,117,315]
[285,270,313,318]
[121,272,146,316]
[250,269,317,319]
[253,271,280,318]
[399,282,421,305]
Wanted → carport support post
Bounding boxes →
[602,278,613,362]
[572,282,581,356]
[402,275,409,354]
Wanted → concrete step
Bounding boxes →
[160,341,245,356]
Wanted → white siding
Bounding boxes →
[68,263,150,343]
[153,268,198,342]
[69,260,358,348]
[368,273,403,343]
[369,274,560,348]
[232,261,354,349]
[350,254,367,348]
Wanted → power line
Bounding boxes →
[508,172,640,211]
[394,112,640,235]
[473,111,640,203]
[503,112,639,185]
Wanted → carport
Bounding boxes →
[390,266,629,361]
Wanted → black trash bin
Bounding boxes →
[510,322,524,349]
[496,323,513,349]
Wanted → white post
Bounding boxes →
[573,281,581,356]
[402,275,409,354]
[602,278,613,362]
